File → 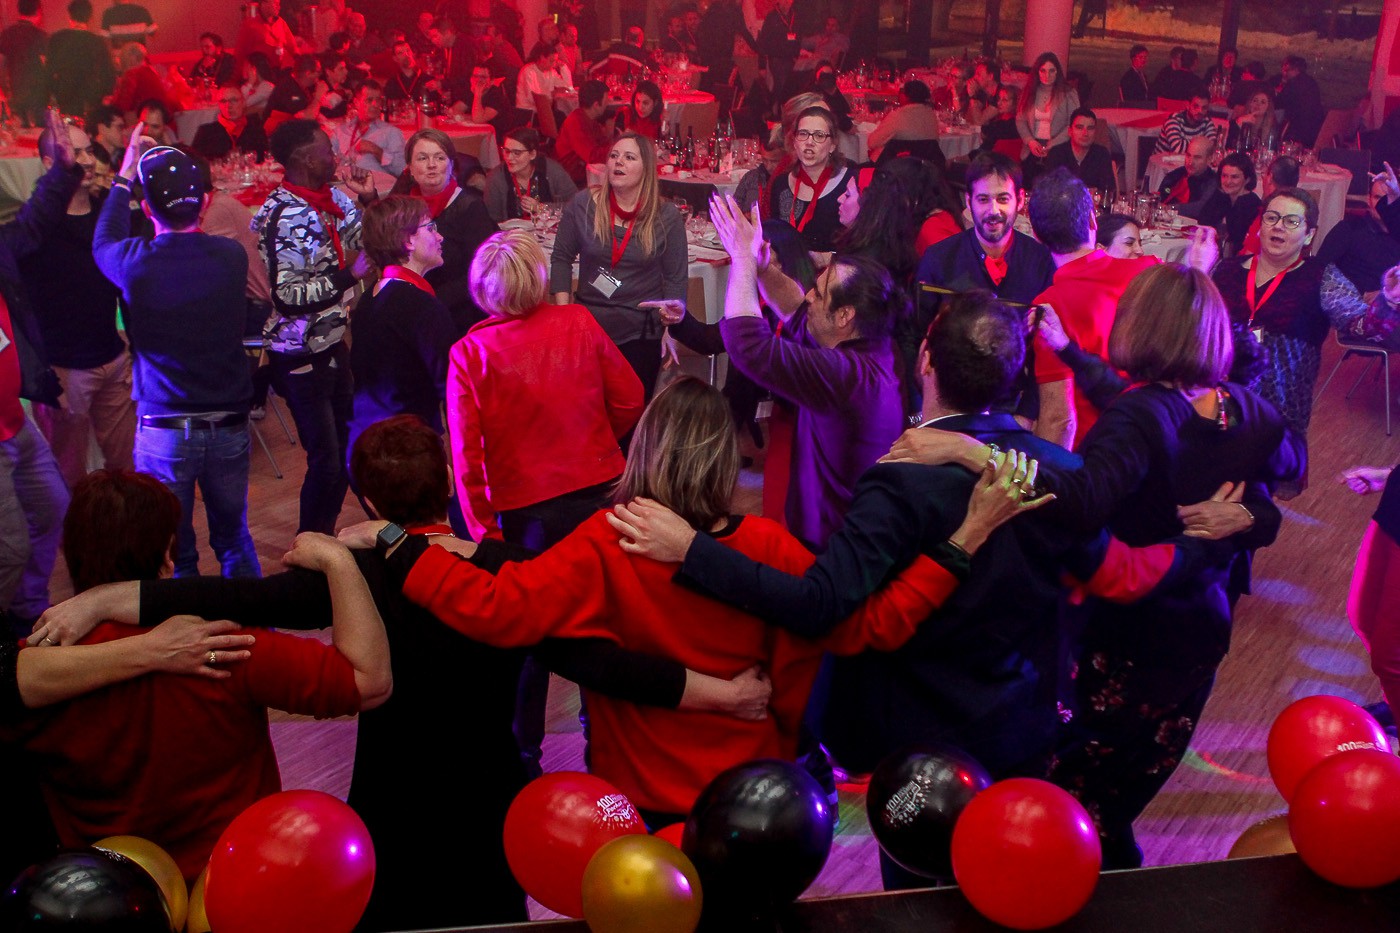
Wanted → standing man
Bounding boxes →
[27,119,135,491]
[696,0,756,90]
[92,133,260,578]
[253,119,375,535]
[189,32,236,86]
[757,0,802,111]
[236,0,299,71]
[1276,55,1323,146]
[330,82,406,177]
[47,0,116,118]
[0,0,49,127]
[0,109,83,639]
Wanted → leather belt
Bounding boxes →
[139,413,248,431]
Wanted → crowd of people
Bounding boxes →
[0,7,1397,932]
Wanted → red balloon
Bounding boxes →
[1266,695,1388,803]
[503,772,646,917]
[950,778,1101,930]
[1289,749,1400,888]
[204,790,375,933]
[654,823,687,848]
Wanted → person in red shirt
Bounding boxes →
[346,376,1041,820]
[109,41,173,121]
[6,469,390,883]
[555,78,613,186]
[1026,168,1216,448]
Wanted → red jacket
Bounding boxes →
[7,624,359,882]
[112,64,174,117]
[555,109,612,185]
[403,512,958,814]
[448,303,644,540]
[1033,250,1158,448]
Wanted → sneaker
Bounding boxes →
[249,405,266,421]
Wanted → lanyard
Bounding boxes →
[789,163,833,232]
[609,213,636,266]
[381,265,436,296]
[1244,254,1301,326]
[510,171,534,215]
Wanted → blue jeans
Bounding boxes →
[270,344,352,535]
[135,422,261,578]
[0,419,69,630]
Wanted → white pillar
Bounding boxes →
[1371,0,1400,127]
[518,0,548,47]
[1023,0,1074,70]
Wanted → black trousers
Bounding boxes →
[269,343,353,535]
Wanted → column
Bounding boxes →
[1022,0,1074,70]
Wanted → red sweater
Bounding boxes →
[112,64,173,116]
[1032,250,1158,447]
[0,295,22,441]
[402,512,958,814]
[555,109,613,184]
[6,624,360,882]
[915,210,962,257]
[448,303,644,539]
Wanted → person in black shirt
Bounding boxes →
[1316,175,1400,297]
[1118,44,1151,107]
[1044,107,1117,196]
[1197,152,1262,255]
[1150,46,1206,104]
[383,39,440,105]
[696,0,756,90]
[757,0,801,109]
[189,31,236,87]
[191,85,269,162]
[0,0,49,126]
[266,55,326,125]
[46,0,115,117]
[1276,55,1324,146]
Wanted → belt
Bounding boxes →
[139,413,248,430]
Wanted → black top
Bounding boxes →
[1277,72,1324,145]
[979,114,1020,149]
[46,27,114,115]
[1317,214,1400,294]
[346,280,455,453]
[20,198,126,370]
[384,69,438,104]
[191,116,269,162]
[1044,141,1117,193]
[189,51,237,86]
[766,163,855,253]
[1118,67,1151,105]
[0,22,47,113]
[1150,66,1206,103]
[916,228,1056,306]
[266,74,311,116]
[1213,255,1330,346]
[756,10,801,63]
[137,541,687,931]
[387,183,499,334]
[697,0,757,67]
[1197,190,1261,252]
[1158,165,1219,220]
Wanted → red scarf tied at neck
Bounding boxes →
[381,265,436,296]
[411,176,459,220]
[283,182,346,266]
[216,113,248,143]
[789,162,833,233]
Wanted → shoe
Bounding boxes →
[249,405,266,421]
[1365,701,1398,737]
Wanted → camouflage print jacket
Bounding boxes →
[251,185,363,356]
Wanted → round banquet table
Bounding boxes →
[1145,152,1351,246]
[0,129,43,216]
[175,106,218,144]
[846,121,981,164]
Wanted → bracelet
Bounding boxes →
[946,538,971,559]
[113,175,133,188]
[1236,502,1255,526]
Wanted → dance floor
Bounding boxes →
[45,339,1400,918]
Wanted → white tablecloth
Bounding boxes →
[847,122,981,164]
[1138,228,1191,263]
[389,120,500,169]
[176,107,218,144]
[1145,153,1352,245]
[0,150,41,206]
[1098,108,1171,186]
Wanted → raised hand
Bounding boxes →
[44,108,74,169]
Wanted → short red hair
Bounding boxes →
[63,470,181,593]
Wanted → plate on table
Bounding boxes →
[500,218,534,231]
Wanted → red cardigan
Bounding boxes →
[402,512,958,814]
[448,302,644,540]
[7,624,359,882]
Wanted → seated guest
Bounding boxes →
[1204,47,1244,89]
[813,67,854,133]
[192,85,269,161]
[429,18,471,90]
[734,135,786,218]
[136,100,175,145]
[1238,155,1300,255]
[557,22,584,79]
[553,79,613,186]
[515,41,571,139]
[1277,54,1323,146]
[1150,46,1205,103]
[346,197,454,460]
[331,81,406,177]
[1157,136,1219,220]
[485,127,577,224]
[111,42,172,120]
[979,85,1021,151]
[593,25,658,74]
[317,51,352,120]
[660,13,696,56]
[451,65,511,139]
[619,79,662,142]
[964,58,1002,125]
[1197,152,1262,254]
[766,106,855,254]
[1226,87,1279,152]
[1318,176,1400,299]
[240,52,277,115]
[1228,59,1270,114]
[1155,92,1218,154]
[189,31,236,86]
[85,104,126,173]
[866,80,940,162]
[800,16,849,72]
[1096,213,1144,259]
[1044,107,1116,195]
[1118,44,1151,107]
[3,468,389,884]
[477,22,523,93]
[265,54,328,130]
[382,40,439,106]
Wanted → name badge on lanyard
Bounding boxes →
[592,270,622,297]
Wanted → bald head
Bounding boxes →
[1186,136,1216,177]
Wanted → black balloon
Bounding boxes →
[682,758,835,918]
[865,743,992,878]
[1,850,171,931]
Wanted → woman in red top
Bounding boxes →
[358,377,1043,821]
[620,80,663,142]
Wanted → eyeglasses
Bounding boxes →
[501,147,531,156]
[1260,211,1305,230]
[794,130,832,142]
[417,221,438,234]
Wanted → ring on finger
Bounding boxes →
[40,635,54,645]
[208,651,218,666]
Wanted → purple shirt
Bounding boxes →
[720,308,905,548]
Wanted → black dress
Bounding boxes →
[136,542,688,932]
[1039,382,1303,867]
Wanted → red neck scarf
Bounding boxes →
[283,182,346,266]
[1165,173,1192,205]
[216,113,247,142]
[411,177,458,219]
[608,189,639,266]
[406,521,454,536]
[789,162,833,232]
[982,238,1013,286]
[381,265,436,296]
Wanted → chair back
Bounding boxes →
[1157,97,1189,112]
[678,98,720,141]
[1312,108,1355,151]
[1319,147,1373,197]
[877,137,947,170]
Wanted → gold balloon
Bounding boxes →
[185,868,211,933]
[94,835,189,931]
[1227,813,1297,859]
[581,835,702,933]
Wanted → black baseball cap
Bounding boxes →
[137,146,205,224]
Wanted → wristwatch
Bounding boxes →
[375,522,407,554]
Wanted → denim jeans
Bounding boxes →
[270,343,352,535]
[0,419,69,629]
[134,422,261,578]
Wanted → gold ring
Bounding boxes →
[40,636,54,645]
[208,651,218,666]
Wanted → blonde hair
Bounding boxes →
[590,133,663,258]
[1109,264,1234,389]
[469,229,548,316]
[614,377,738,532]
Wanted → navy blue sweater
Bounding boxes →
[93,188,251,417]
